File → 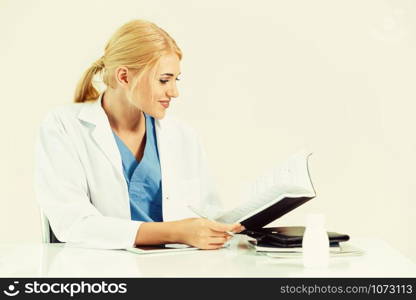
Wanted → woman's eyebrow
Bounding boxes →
[160,72,181,77]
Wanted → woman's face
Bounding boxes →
[129,53,181,120]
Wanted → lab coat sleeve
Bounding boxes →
[34,111,142,249]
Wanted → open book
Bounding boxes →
[197,150,316,229]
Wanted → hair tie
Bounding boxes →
[92,57,105,69]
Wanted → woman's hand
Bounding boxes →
[172,218,245,250]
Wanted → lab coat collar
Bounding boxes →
[77,93,124,179]
[77,93,109,127]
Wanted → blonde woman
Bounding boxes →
[35,20,244,250]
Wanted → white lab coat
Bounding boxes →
[34,93,222,249]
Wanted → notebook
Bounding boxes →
[244,226,350,248]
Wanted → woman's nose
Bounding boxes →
[167,84,179,98]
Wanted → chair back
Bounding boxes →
[39,210,62,243]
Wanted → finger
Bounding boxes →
[210,227,240,237]
[209,229,233,237]
[209,236,229,244]
[207,221,232,232]
[235,224,246,233]
[209,231,234,240]
[209,242,227,247]
[209,234,230,239]
[227,223,244,233]
[208,221,239,233]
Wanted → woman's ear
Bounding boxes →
[114,67,129,86]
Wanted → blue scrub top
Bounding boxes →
[112,113,163,222]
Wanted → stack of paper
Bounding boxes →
[252,242,364,258]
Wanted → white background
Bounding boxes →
[1,0,415,263]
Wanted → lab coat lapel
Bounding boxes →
[154,117,174,220]
[78,94,124,180]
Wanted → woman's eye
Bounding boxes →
[159,78,181,84]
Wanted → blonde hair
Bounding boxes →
[74,19,182,103]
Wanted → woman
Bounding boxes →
[35,19,244,250]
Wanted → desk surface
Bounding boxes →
[0,236,415,277]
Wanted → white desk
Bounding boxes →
[0,236,415,277]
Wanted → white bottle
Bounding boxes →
[302,213,330,268]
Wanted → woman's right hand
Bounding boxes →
[172,218,245,250]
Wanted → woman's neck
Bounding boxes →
[101,88,145,133]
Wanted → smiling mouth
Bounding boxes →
[159,101,170,108]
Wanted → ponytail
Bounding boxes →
[73,57,104,103]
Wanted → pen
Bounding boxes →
[187,205,235,236]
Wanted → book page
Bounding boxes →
[215,150,316,224]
